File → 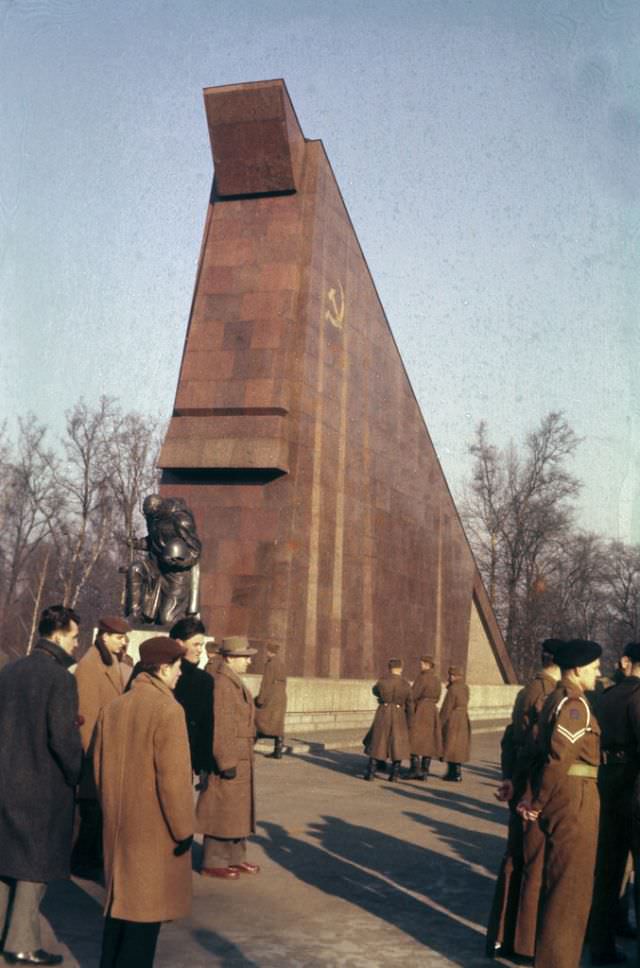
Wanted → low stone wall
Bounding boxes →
[244,675,520,734]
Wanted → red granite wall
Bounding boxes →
[159,80,515,683]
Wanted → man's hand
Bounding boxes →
[220,767,237,780]
[173,835,193,856]
[494,779,514,802]
[516,799,541,822]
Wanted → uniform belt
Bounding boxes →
[567,764,598,779]
[382,703,402,708]
[601,750,632,766]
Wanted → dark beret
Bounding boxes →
[98,615,131,635]
[388,658,403,669]
[556,639,602,670]
[540,638,564,657]
[139,636,186,666]
[420,655,435,665]
[623,642,640,663]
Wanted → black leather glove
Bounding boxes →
[173,835,193,857]
[195,771,209,792]
[220,767,237,780]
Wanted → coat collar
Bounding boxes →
[131,670,175,700]
[219,661,252,700]
[34,637,76,670]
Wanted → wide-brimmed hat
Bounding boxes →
[98,615,131,635]
[220,636,257,657]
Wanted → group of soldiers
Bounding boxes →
[0,605,287,968]
[487,636,640,968]
[363,655,472,783]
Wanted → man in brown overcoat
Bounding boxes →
[196,637,260,879]
[517,639,602,968]
[72,615,131,876]
[440,665,471,781]
[94,636,194,968]
[407,655,442,780]
[486,638,563,961]
[363,658,413,782]
[255,642,287,759]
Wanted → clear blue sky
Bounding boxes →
[1,0,638,539]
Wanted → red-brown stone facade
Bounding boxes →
[159,79,515,683]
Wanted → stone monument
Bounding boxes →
[157,79,516,696]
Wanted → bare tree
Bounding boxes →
[463,412,581,678]
[602,540,640,644]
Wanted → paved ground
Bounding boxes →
[40,732,636,967]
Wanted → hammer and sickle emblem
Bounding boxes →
[325,281,345,329]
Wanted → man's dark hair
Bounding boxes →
[170,617,206,641]
[38,605,80,638]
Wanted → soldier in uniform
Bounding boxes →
[486,639,563,961]
[255,642,287,759]
[72,615,131,877]
[517,639,602,968]
[363,659,413,782]
[406,655,442,780]
[589,640,640,966]
[440,665,471,781]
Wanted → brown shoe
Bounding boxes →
[229,862,260,874]
[201,866,240,879]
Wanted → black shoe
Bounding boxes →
[4,952,64,966]
[388,761,401,783]
[364,757,377,781]
[266,737,284,759]
[405,755,421,779]
[591,948,628,965]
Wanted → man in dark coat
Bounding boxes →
[363,659,413,782]
[255,642,287,759]
[589,641,640,966]
[0,605,83,967]
[171,617,214,776]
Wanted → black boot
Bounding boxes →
[442,761,458,781]
[364,757,377,780]
[388,761,401,782]
[406,754,421,779]
[419,756,431,780]
[267,737,284,759]
[454,763,462,782]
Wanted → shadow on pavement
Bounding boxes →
[192,928,261,967]
[295,748,367,778]
[255,816,496,966]
[387,781,508,825]
[41,877,103,967]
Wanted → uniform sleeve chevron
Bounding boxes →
[556,724,587,744]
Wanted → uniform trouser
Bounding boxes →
[486,807,524,953]
[99,916,161,968]
[535,778,599,968]
[590,773,633,956]
[516,815,545,956]
[0,878,46,953]
[202,835,247,867]
[72,798,103,869]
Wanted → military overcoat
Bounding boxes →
[0,639,82,882]
[196,662,256,839]
[440,680,471,763]
[364,674,413,762]
[409,670,442,757]
[94,673,194,923]
[75,644,123,797]
[255,655,287,737]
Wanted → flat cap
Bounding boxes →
[139,636,186,666]
[448,665,464,677]
[420,654,435,665]
[219,635,257,657]
[556,639,602,670]
[98,615,131,635]
[623,642,640,663]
